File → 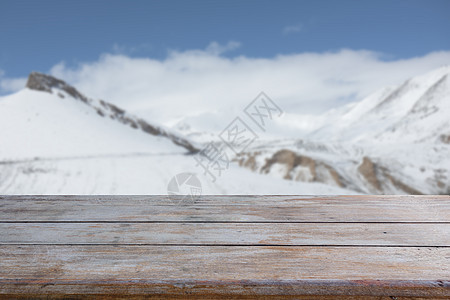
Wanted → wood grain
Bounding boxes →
[0,195,449,298]
[1,223,449,246]
[1,195,449,222]
[0,245,449,297]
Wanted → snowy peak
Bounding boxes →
[26,72,89,103]
[23,72,199,153]
[311,65,450,143]
[408,73,448,116]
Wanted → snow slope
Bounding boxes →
[0,153,353,195]
[0,73,354,195]
[228,66,450,195]
[0,89,182,160]
[1,66,448,195]
[310,66,450,143]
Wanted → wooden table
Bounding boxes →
[0,195,449,299]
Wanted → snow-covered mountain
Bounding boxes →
[310,66,450,144]
[234,66,450,195]
[1,67,448,195]
[0,72,353,195]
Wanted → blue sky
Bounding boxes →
[1,0,449,78]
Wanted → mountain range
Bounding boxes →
[236,66,450,194]
[0,67,448,195]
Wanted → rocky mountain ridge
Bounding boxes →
[26,72,199,153]
[233,66,450,195]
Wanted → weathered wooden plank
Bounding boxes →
[2,245,448,280]
[0,282,448,299]
[1,223,449,246]
[1,295,446,300]
[2,195,448,205]
[1,195,449,222]
[0,295,446,300]
[1,196,449,297]
[0,246,448,297]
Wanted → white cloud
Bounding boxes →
[49,45,450,128]
[4,42,449,133]
[205,41,241,55]
[283,24,303,35]
[0,71,27,94]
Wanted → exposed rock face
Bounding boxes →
[382,169,422,195]
[358,157,381,191]
[235,148,429,194]
[325,165,345,188]
[25,72,199,153]
[440,134,450,144]
[236,149,348,189]
[26,72,89,103]
[357,156,422,194]
[236,152,259,171]
[261,149,301,179]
